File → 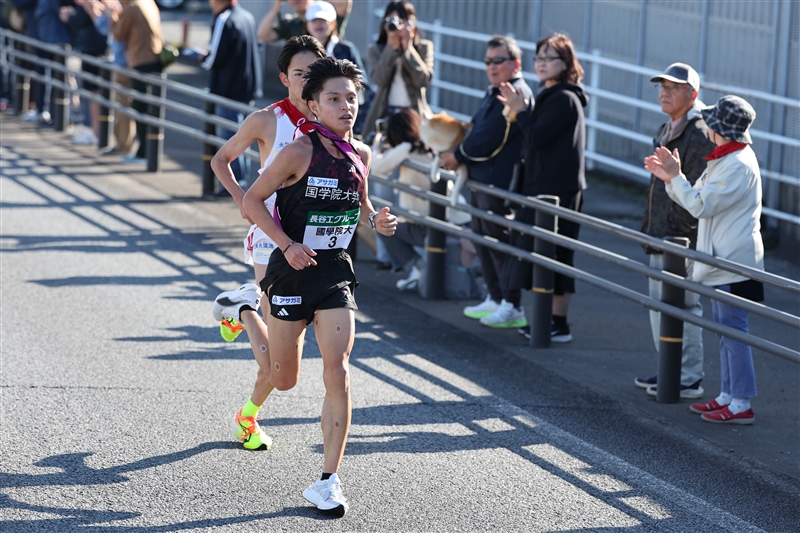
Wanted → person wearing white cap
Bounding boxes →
[635,62,715,399]
[304,1,371,134]
[645,95,765,425]
[257,0,352,43]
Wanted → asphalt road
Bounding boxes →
[1,37,799,533]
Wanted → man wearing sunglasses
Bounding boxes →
[440,35,533,329]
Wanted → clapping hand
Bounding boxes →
[644,146,682,184]
[497,81,528,114]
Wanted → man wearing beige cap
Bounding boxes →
[635,62,715,399]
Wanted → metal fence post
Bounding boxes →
[423,177,448,299]
[530,195,559,347]
[146,74,165,173]
[98,66,111,150]
[656,236,690,403]
[12,39,30,115]
[52,50,68,132]
[586,49,601,171]
[202,100,216,196]
[430,19,442,109]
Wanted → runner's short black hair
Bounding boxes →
[302,57,364,103]
[277,36,326,75]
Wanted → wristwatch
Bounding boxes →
[368,211,378,230]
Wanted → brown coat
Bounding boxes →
[363,39,434,138]
[111,0,162,68]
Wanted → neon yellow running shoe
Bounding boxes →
[231,408,273,450]
[220,318,245,342]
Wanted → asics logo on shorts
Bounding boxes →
[272,295,302,305]
[277,308,289,317]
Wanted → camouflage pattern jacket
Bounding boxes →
[641,102,715,253]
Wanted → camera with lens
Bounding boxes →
[385,15,402,32]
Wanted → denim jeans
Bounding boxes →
[648,253,705,386]
[712,285,757,399]
[215,104,250,185]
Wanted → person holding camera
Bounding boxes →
[361,1,433,140]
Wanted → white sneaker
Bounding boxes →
[212,283,261,322]
[120,155,147,165]
[479,300,527,329]
[302,473,348,517]
[396,265,421,291]
[19,109,39,122]
[463,295,499,319]
[72,127,98,145]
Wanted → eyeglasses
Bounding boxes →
[654,83,688,93]
[534,56,561,64]
[483,57,512,65]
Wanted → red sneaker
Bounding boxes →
[689,399,725,414]
[700,406,755,425]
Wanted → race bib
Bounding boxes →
[302,209,360,250]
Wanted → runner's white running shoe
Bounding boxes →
[302,473,348,517]
[212,283,261,322]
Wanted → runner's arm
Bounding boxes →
[243,137,316,268]
[211,108,276,222]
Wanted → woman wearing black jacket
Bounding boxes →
[498,33,587,343]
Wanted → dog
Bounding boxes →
[420,112,472,206]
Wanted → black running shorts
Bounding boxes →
[262,248,358,325]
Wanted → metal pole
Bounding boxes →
[98,66,112,150]
[631,0,647,145]
[582,0,593,52]
[656,236,689,403]
[698,0,710,79]
[586,49,601,171]
[52,50,68,132]
[531,0,543,43]
[146,74,165,173]
[430,20,442,109]
[530,195,558,348]
[423,177,448,300]
[202,100,216,196]
[12,39,30,115]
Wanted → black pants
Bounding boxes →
[131,62,162,158]
[510,190,583,295]
[470,189,521,307]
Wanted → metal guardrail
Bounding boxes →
[406,16,800,227]
[0,29,260,193]
[2,29,797,372]
[369,164,800,366]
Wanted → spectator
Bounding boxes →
[440,34,533,329]
[257,0,352,43]
[497,32,587,343]
[634,63,715,397]
[61,0,109,145]
[196,0,261,189]
[303,1,371,135]
[86,0,136,155]
[108,0,164,165]
[361,1,433,141]
[33,0,71,126]
[645,95,764,425]
[7,0,43,120]
[371,108,431,290]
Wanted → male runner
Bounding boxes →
[210,35,325,451]
[213,57,397,516]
